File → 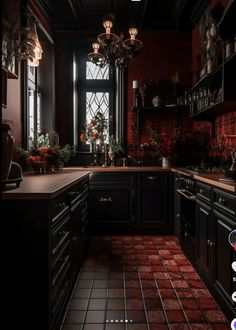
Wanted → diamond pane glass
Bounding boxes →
[86,61,109,80]
[86,92,109,143]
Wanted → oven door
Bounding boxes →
[176,188,196,261]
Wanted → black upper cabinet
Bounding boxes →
[218,0,236,41]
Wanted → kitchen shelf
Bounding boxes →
[188,1,236,124]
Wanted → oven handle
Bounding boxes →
[176,189,196,201]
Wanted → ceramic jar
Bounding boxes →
[162,157,170,168]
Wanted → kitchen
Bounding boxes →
[2,0,236,329]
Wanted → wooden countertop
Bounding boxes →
[2,167,235,199]
[65,166,171,172]
[193,173,236,193]
[2,170,90,200]
[172,168,236,193]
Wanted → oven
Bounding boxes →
[174,172,196,261]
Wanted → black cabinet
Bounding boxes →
[212,209,235,314]
[137,173,169,229]
[195,181,236,320]
[88,171,171,234]
[89,172,135,230]
[69,178,89,284]
[2,174,89,330]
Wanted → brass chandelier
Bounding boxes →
[88,1,143,68]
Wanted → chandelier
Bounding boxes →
[2,11,43,70]
[88,1,143,68]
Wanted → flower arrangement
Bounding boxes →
[16,131,74,173]
[139,127,210,165]
[80,112,109,148]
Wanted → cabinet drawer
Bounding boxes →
[68,180,89,205]
[51,194,69,224]
[139,173,166,185]
[51,260,71,327]
[51,215,70,261]
[196,182,212,203]
[89,172,133,185]
[51,241,71,289]
[213,189,236,217]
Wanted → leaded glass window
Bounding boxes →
[77,51,115,151]
[86,61,109,80]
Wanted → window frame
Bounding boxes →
[76,49,116,152]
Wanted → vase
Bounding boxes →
[2,123,15,180]
[162,157,171,168]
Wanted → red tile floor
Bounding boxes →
[61,236,230,329]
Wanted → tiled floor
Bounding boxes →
[61,236,230,330]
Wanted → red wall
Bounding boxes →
[126,30,193,155]
[192,0,236,159]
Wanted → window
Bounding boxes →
[76,52,115,151]
[27,66,41,148]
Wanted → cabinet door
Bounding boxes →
[138,186,168,226]
[89,186,134,223]
[196,199,212,279]
[212,209,236,311]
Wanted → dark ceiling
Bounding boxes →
[36,0,210,32]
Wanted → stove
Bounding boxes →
[183,165,224,175]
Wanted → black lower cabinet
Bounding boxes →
[195,182,236,320]
[3,176,89,330]
[88,171,171,234]
[212,209,235,317]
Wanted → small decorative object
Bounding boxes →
[161,157,171,168]
[152,95,161,107]
[108,149,115,167]
[225,39,234,59]
[132,80,142,109]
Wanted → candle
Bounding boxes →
[132,80,139,89]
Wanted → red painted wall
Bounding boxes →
[192,0,236,160]
[126,30,193,155]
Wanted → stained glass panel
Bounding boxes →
[86,92,109,143]
[86,61,109,80]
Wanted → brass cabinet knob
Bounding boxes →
[147,176,157,181]
[218,197,225,204]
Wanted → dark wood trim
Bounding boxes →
[21,61,28,149]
